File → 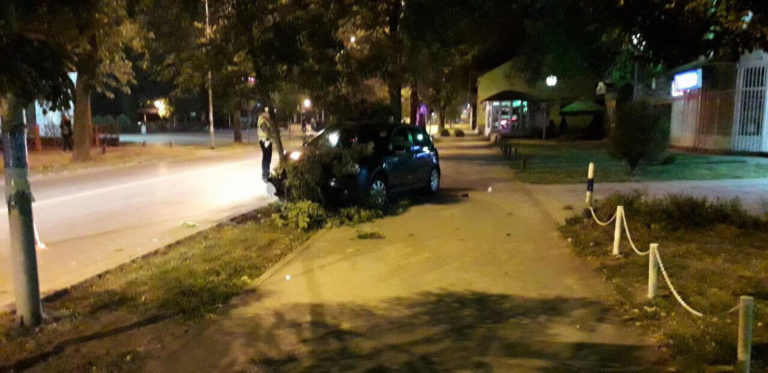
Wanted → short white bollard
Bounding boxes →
[612,205,624,256]
[585,162,595,207]
[737,295,754,373]
[647,243,658,299]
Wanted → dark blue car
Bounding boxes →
[285,122,440,206]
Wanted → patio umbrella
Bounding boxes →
[560,100,605,115]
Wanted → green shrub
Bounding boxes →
[439,128,450,137]
[279,143,373,204]
[334,206,383,226]
[102,115,116,126]
[454,129,465,137]
[610,102,670,172]
[272,201,328,231]
[592,191,762,231]
[92,115,104,126]
[117,114,136,133]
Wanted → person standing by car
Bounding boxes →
[257,109,273,181]
[60,115,73,151]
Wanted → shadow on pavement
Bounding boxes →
[228,291,659,372]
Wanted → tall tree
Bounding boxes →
[0,1,75,326]
[587,0,768,67]
[220,0,347,163]
[44,0,146,162]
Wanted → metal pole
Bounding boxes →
[612,205,623,256]
[585,162,594,207]
[3,127,42,327]
[737,295,754,373]
[647,243,658,299]
[205,0,215,149]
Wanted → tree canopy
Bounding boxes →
[0,1,76,130]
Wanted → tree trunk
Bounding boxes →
[438,106,446,131]
[233,110,242,143]
[409,82,419,126]
[469,78,478,131]
[1,96,42,327]
[72,78,92,162]
[388,80,402,123]
[387,0,402,123]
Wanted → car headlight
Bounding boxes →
[289,151,302,161]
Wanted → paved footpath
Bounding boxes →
[145,136,663,372]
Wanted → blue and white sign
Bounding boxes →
[671,69,702,97]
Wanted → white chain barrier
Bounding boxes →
[622,210,650,256]
[652,244,706,318]
[588,206,616,227]
[584,163,752,371]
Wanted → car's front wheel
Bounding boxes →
[425,168,440,194]
[368,176,388,208]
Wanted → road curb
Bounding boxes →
[247,228,329,289]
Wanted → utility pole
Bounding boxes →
[2,105,42,327]
[205,0,215,149]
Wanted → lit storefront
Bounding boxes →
[481,90,547,137]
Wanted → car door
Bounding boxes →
[384,127,414,190]
[407,127,436,188]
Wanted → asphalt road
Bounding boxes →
[0,144,290,309]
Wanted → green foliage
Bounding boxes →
[592,191,763,231]
[280,142,373,204]
[271,200,386,232]
[0,2,76,128]
[454,129,465,137]
[102,115,115,126]
[439,128,451,137]
[609,102,670,172]
[589,0,768,67]
[280,154,326,203]
[335,207,383,227]
[117,114,135,133]
[272,201,328,231]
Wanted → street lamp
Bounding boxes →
[546,75,558,87]
[350,35,356,44]
[544,75,558,140]
[303,98,311,109]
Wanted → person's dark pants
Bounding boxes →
[62,135,73,151]
[259,140,272,181]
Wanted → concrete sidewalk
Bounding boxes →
[144,136,663,372]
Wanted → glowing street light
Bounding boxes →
[303,98,311,109]
[546,75,558,87]
[154,99,170,118]
[350,35,356,43]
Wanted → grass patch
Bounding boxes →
[561,192,768,370]
[0,204,309,371]
[503,139,768,184]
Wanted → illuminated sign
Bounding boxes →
[671,69,702,97]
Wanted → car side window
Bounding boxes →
[390,128,412,152]
[408,128,430,147]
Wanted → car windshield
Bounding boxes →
[309,124,390,150]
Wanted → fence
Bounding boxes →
[496,141,531,171]
[584,162,755,372]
